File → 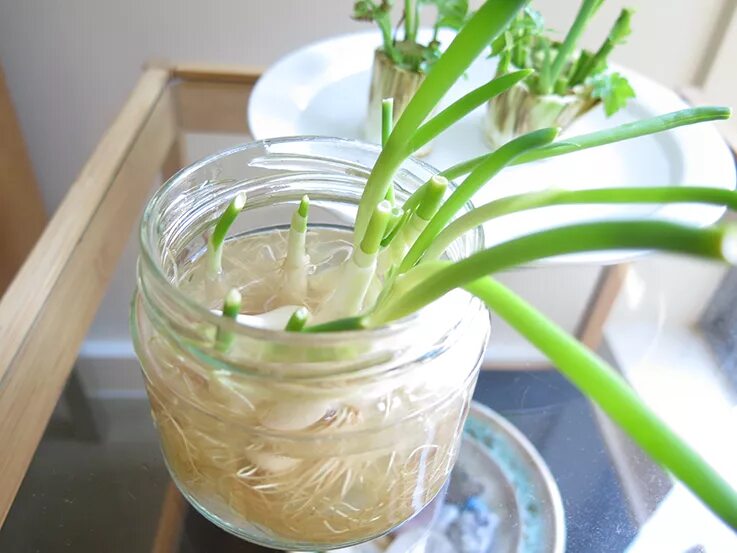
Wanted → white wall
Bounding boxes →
[703,1,737,112]
[0,0,368,212]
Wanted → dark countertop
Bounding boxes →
[0,369,643,552]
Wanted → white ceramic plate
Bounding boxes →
[249,31,735,259]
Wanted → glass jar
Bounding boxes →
[131,137,491,550]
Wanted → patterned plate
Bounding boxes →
[329,401,565,553]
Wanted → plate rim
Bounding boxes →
[466,400,566,553]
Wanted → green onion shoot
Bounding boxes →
[281,195,310,304]
[423,186,737,263]
[354,0,470,152]
[352,0,470,74]
[285,307,309,332]
[215,288,242,352]
[449,106,730,181]
[546,0,604,92]
[385,175,448,267]
[314,200,392,322]
[207,192,246,278]
[485,2,636,144]
[468,276,737,531]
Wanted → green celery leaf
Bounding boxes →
[352,0,380,20]
[589,72,636,116]
[517,7,544,34]
[489,31,512,57]
[421,0,470,31]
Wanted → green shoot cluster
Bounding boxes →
[352,0,470,74]
[492,2,635,115]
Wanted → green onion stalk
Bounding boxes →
[314,200,393,323]
[379,174,447,271]
[203,0,737,529]
[280,195,310,304]
[215,288,242,352]
[382,97,396,204]
[207,192,246,278]
[485,2,636,146]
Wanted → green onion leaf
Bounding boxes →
[207,192,246,277]
[570,7,634,86]
[381,207,412,248]
[361,200,393,256]
[376,220,737,323]
[443,107,731,180]
[466,276,737,531]
[409,69,533,152]
[382,97,394,147]
[424,186,737,261]
[382,98,396,204]
[416,175,448,221]
[400,127,558,272]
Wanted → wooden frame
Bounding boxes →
[0,63,47,294]
[0,63,260,525]
[1,62,729,529]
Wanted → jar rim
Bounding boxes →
[138,136,485,347]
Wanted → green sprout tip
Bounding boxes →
[216,288,242,352]
[285,307,309,332]
[282,195,311,303]
[360,200,393,258]
[381,206,406,248]
[400,127,559,272]
[207,192,247,277]
[416,175,448,221]
[298,194,310,218]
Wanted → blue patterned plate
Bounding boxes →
[331,401,565,553]
[440,401,566,553]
